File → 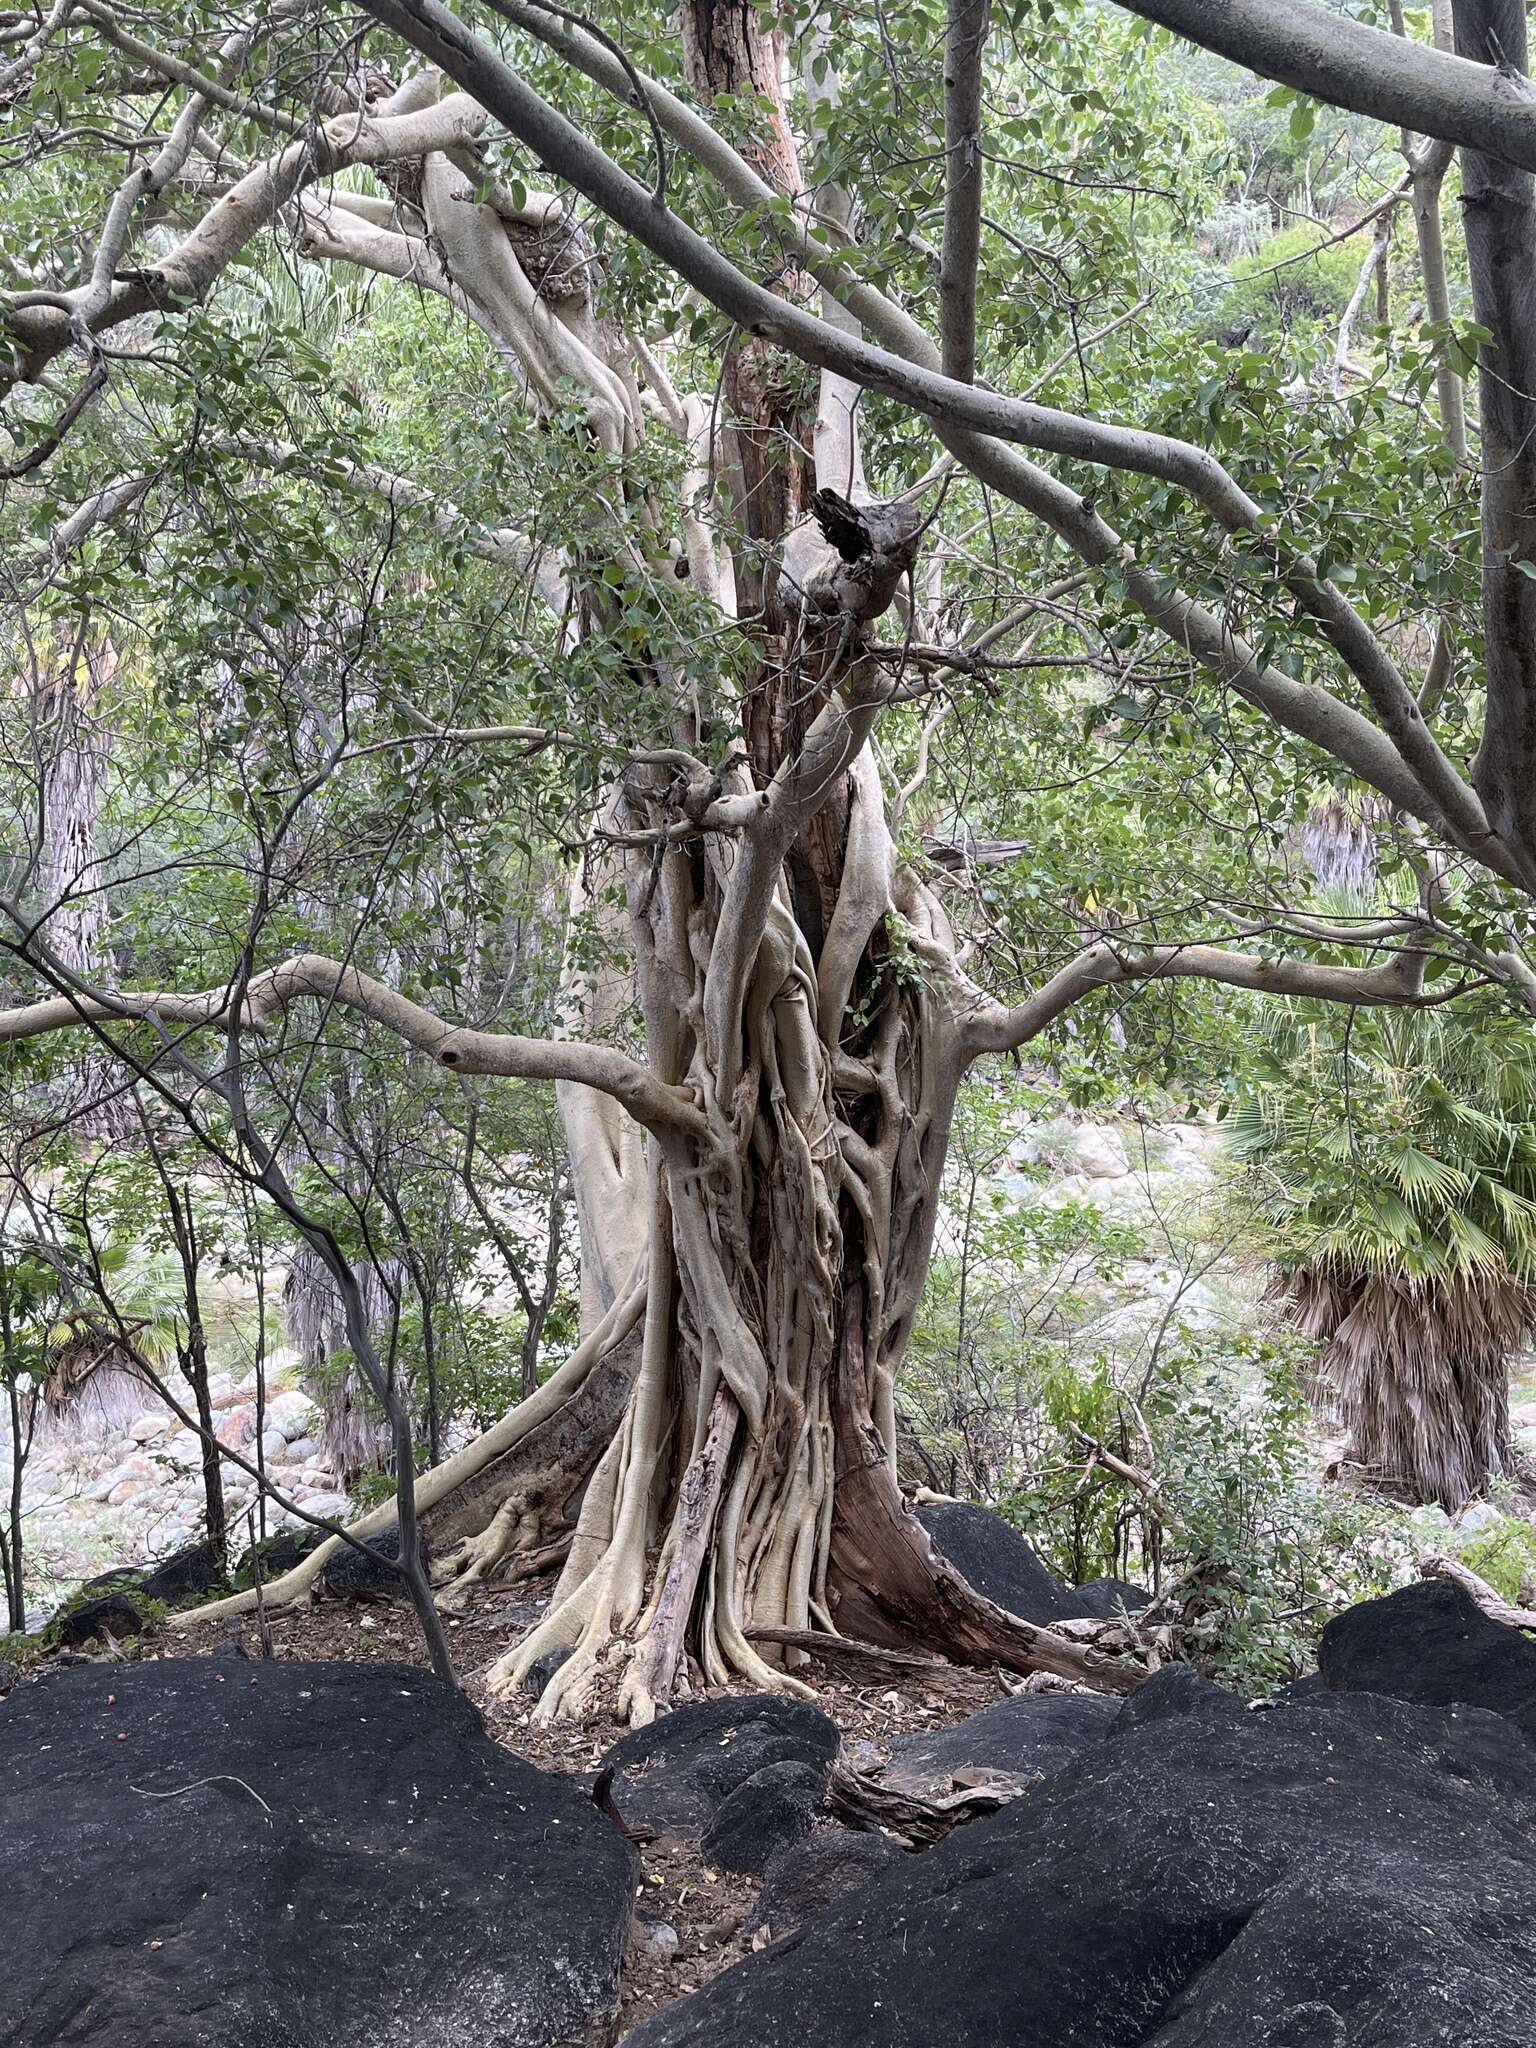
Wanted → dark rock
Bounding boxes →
[701,1760,822,1874]
[1272,1670,1325,1705]
[881,1690,1116,1795]
[600,1695,839,1836]
[139,1537,228,1608]
[48,1543,225,1643]
[51,1589,149,1650]
[318,1524,427,1601]
[523,1646,573,1698]
[744,1827,904,1940]
[0,1657,634,2047]
[917,1501,1101,1625]
[235,1526,326,1582]
[1320,1577,1536,1742]
[485,1598,546,1636]
[1073,1575,1150,1619]
[626,1687,1536,2048]
[1113,1662,1249,1734]
[79,1564,143,1596]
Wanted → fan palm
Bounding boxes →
[1227,1001,1536,1509]
[41,1241,185,1436]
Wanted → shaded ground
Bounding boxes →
[166,1586,1000,2034]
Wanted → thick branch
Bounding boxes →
[966,935,1439,1057]
[4,93,489,382]
[0,954,705,1136]
[1112,0,1536,169]
[940,0,990,383]
[363,0,1511,882]
[222,434,567,607]
[1454,2,1536,866]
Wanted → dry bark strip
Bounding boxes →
[1419,1551,1536,1632]
[825,1755,1026,1847]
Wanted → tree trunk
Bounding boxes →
[163,31,1144,1718]
[1288,1267,1521,1508]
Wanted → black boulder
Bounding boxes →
[700,1758,822,1873]
[879,1689,1117,1795]
[600,1694,839,1836]
[0,1657,634,2047]
[626,1687,1536,2047]
[916,1501,1104,1625]
[1319,1576,1536,1742]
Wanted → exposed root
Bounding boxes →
[830,1401,1145,1696]
[170,1276,646,1632]
[827,1755,1024,1847]
[619,1381,737,1725]
[431,1498,529,1614]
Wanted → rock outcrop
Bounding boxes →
[0,1658,634,2047]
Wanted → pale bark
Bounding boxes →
[1111,0,1536,169]
[1454,1,1536,862]
[15,0,1536,1722]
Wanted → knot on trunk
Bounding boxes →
[781,491,924,628]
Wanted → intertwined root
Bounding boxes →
[430,1500,574,1614]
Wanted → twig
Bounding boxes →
[131,1775,274,1823]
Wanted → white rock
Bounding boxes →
[1074,1123,1130,1179]
[286,1435,320,1464]
[298,1491,350,1520]
[265,1390,318,1440]
[1011,1117,1079,1169]
[162,1431,204,1470]
[260,1428,291,1463]
[1456,1502,1503,1537]
[84,1477,116,1503]
[635,1922,679,1961]
[130,1412,171,1444]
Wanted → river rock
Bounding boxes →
[1074,1122,1129,1178]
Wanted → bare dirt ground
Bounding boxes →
[167,1585,1002,2032]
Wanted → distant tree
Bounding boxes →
[1230,1001,1536,1508]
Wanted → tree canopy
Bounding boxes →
[5,0,1536,1717]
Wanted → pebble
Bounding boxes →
[634,1921,679,1962]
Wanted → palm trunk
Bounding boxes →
[1287,1267,1524,1508]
